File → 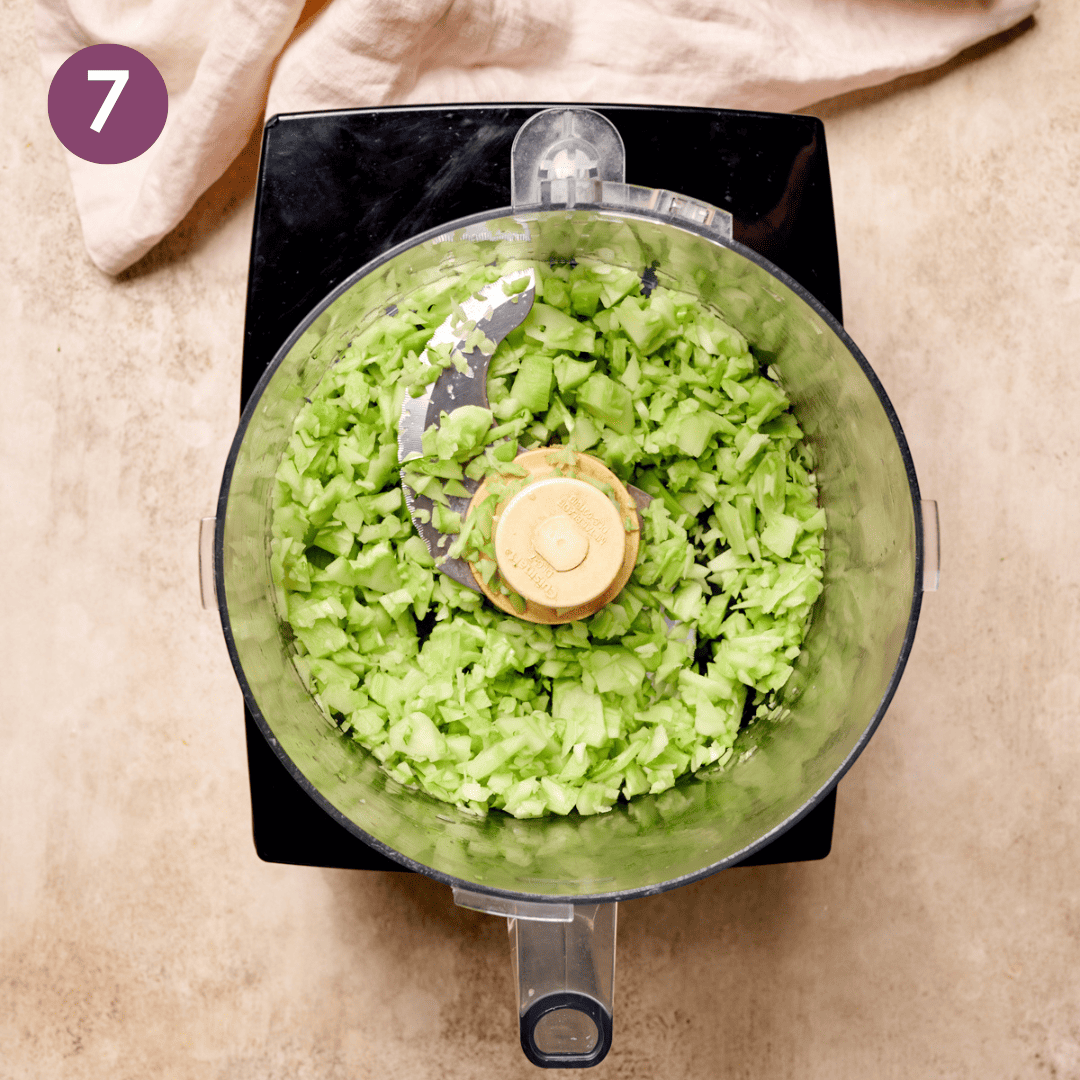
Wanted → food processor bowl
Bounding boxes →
[213,108,935,1068]
[217,205,927,897]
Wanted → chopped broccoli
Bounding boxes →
[269,259,824,819]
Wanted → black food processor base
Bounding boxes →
[241,103,841,872]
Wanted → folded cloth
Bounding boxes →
[36,0,1037,276]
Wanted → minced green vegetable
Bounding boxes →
[269,259,825,819]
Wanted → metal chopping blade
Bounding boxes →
[397,267,691,649]
[398,269,537,590]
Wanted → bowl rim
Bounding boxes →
[215,203,925,904]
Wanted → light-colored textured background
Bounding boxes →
[3,3,1078,1077]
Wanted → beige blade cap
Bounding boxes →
[468,448,640,624]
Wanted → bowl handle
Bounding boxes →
[453,888,617,1068]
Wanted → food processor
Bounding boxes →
[202,104,939,1067]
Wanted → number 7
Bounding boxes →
[87,69,130,133]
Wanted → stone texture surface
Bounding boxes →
[3,3,1078,1077]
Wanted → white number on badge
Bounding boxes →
[87,69,130,133]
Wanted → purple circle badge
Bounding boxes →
[48,44,168,165]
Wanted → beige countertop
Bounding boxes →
[3,4,1078,1077]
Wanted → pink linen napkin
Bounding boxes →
[36,0,1038,276]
